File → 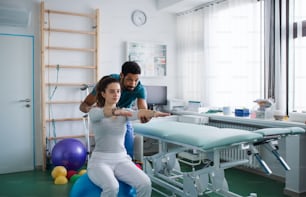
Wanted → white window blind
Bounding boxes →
[291,0,306,111]
[177,0,264,109]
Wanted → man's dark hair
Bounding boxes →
[121,61,141,76]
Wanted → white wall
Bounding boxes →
[0,0,178,167]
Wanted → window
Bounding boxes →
[290,0,306,112]
[177,0,264,109]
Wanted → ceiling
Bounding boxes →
[156,0,214,13]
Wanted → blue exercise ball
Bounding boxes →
[125,122,134,158]
[69,173,136,197]
[51,138,87,171]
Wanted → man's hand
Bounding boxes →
[80,94,96,113]
[139,116,151,123]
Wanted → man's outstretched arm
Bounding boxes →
[80,93,96,113]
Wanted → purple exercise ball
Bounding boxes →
[51,138,87,171]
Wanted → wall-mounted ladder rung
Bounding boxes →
[44,28,96,35]
[46,101,81,104]
[47,134,94,141]
[46,82,95,87]
[46,64,96,69]
[46,46,96,52]
[46,117,85,122]
[45,9,95,18]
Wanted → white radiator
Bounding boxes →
[208,121,261,169]
[220,146,260,169]
[177,118,262,169]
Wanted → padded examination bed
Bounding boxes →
[254,127,305,136]
[132,119,305,197]
[133,121,263,150]
[133,121,305,151]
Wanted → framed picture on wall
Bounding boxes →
[126,41,167,77]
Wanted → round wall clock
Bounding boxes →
[131,10,147,26]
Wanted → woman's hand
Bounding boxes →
[138,109,170,123]
[152,111,171,118]
[112,108,133,117]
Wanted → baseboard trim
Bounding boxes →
[284,189,306,197]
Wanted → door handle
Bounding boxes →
[19,98,31,102]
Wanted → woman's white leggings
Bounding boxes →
[87,152,152,197]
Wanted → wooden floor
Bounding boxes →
[0,167,289,197]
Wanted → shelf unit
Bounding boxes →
[127,41,167,77]
[40,2,100,170]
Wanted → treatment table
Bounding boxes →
[133,117,305,197]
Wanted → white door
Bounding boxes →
[0,34,34,174]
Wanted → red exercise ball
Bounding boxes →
[67,170,78,180]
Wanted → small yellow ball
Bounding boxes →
[78,169,87,175]
[51,166,67,179]
[54,175,68,184]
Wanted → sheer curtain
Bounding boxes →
[290,0,306,112]
[176,9,205,101]
[264,0,288,113]
[177,0,263,109]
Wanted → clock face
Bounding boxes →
[131,10,147,26]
